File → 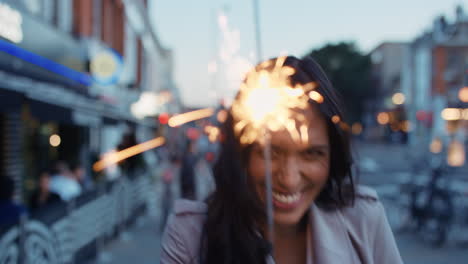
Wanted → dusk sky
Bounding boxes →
[151,0,466,108]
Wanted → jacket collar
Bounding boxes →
[266,204,357,264]
[309,203,358,264]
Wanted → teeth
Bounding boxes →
[272,192,301,204]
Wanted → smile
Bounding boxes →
[272,191,303,208]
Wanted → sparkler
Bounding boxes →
[93,137,165,172]
[231,56,322,243]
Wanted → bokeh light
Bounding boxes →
[351,123,363,135]
[441,108,461,121]
[377,112,390,125]
[49,134,61,147]
[392,93,405,105]
[458,86,468,102]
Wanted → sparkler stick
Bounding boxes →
[263,130,275,242]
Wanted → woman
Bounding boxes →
[161,56,402,264]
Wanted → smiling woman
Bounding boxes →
[160,56,403,264]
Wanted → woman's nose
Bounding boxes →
[276,156,301,189]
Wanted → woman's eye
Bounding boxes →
[270,148,282,159]
[303,149,324,159]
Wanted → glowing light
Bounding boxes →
[231,56,319,145]
[430,138,443,154]
[217,110,228,123]
[390,123,400,132]
[339,122,350,131]
[331,115,341,124]
[447,140,465,167]
[377,112,390,125]
[463,109,468,120]
[168,108,214,127]
[392,93,405,105]
[441,108,462,121]
[351,123,363,135]
[459,87,468,103]
[401,120,411,132]
[308,91,324,104]
[49,134,61,147]
[158,113,169,125]
[205,125,221,143]
[93,137,165,172]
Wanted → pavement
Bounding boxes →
[84,159,214,264]
[357,142,468,264]
[84,142,468,264]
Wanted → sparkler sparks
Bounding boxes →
[168,108,215,127]
[231,56,320,145]
[231,56,323,244]
[93,137,165,172]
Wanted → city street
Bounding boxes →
[357,142,468,264]
[83,142,468,264]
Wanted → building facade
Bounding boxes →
[402,5,468,162]
[0,0,178,202]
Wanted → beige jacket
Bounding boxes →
[160,186,403,264]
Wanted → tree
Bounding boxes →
[303,42,372,123]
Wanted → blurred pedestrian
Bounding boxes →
[49,161,82,201]
[117,132,145,178]
[179,140,197,200]
[0,176,27,227]
[161,56,403,263]
[70,161,93,191]
[29,170,62,211]
[160,154,179,232]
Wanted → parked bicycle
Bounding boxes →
[380,154,468,247]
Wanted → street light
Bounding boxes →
[377,112,390,125]
[459,86,468,102]
[49,134,61,147]
[392,93,405,105]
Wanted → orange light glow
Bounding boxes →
[401,120,411,132]
[168,108,214,127]
[331,115,340,124]
[430,138,443,154]
[308,91,324,104]
[447,140,465,167]
[205,125,221,142]
[377,112,390,125]
[459,87,468,103]
[93,137,165,172]
[351,123,363,135]
[217,110,228,123]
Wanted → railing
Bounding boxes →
[0,175,153,264]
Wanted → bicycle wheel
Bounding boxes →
[419,192,453,247]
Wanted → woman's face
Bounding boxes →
[247,106,330,228]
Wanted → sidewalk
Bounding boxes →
[84,159,214,264]
[84,216,161,264]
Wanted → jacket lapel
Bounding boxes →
[308,203,358,264]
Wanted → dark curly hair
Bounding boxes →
[200,56,356,264]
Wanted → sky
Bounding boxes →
[150,0,467,108]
